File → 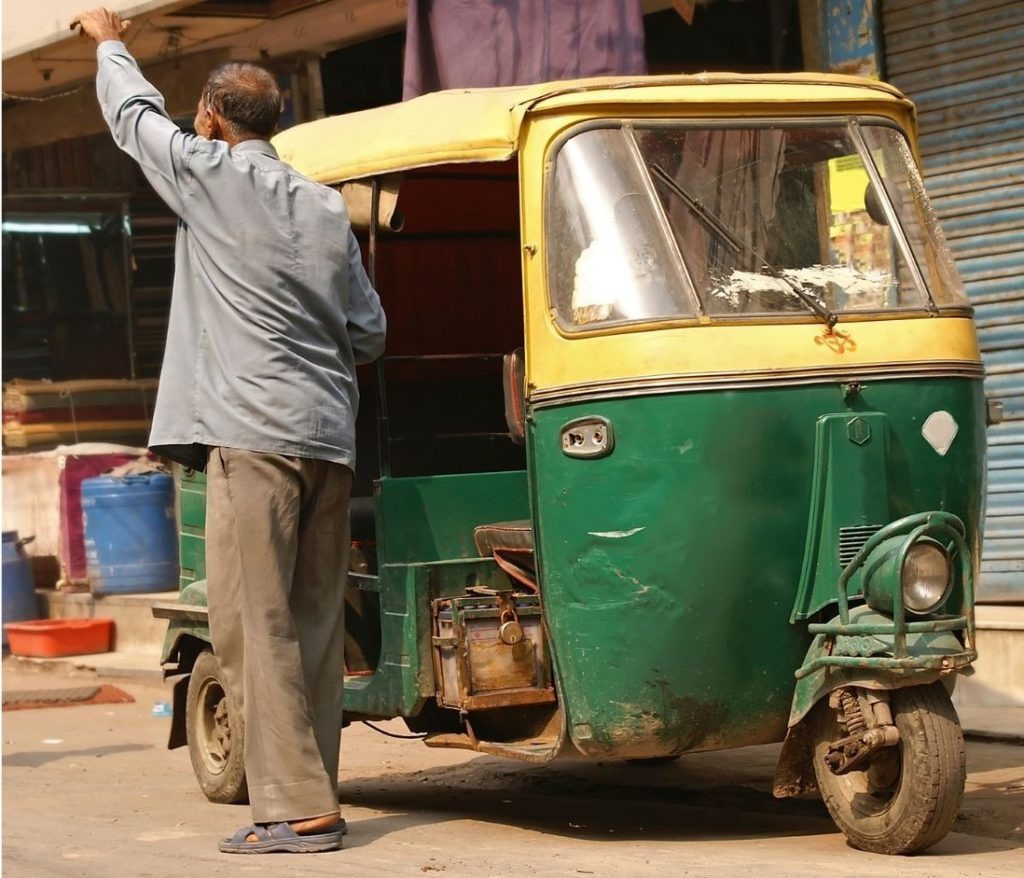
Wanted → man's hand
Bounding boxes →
[70,8,130,44]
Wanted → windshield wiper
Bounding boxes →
[649,163,743,254]
[648,161,838,330]
[763,267,838,331]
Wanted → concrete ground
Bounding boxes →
[2,656,1022,877]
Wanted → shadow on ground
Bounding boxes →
[4,743,152,769]
[338,746,1024,855]
[340,754,834,845]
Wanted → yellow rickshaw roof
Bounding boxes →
[272,73,912,185]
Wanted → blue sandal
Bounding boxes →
[218,821,344,854]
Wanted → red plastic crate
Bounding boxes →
[4,618,113,657]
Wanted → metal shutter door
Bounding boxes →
[884,0,1024,602]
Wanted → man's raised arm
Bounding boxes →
[74,7,197,216]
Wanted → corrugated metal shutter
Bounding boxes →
[883,0,1024,602]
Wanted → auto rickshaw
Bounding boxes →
[154,72,991,856]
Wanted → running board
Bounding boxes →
[423,731,564,764]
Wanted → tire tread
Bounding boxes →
[185,650,249,805]
[813,682,965,855]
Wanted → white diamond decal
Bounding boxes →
[922,410,958,456]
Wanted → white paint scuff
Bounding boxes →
[587,527,646,539]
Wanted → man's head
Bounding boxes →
[195,62,282,144]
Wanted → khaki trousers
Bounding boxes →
[205,447,351,824]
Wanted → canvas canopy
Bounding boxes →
[272,73,913,188]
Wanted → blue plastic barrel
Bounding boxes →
[2,531,40,646]
[82,474,178,595]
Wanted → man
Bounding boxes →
[73,8,386,855]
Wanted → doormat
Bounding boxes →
[2,684,134,711]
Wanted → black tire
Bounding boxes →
[811,682,965,855]
[185,650,248,805]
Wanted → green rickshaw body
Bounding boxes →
[160,72,988,854]
[528,377,986,760]
[507,79,986,764]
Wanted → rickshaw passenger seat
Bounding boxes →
[473,520,538,592]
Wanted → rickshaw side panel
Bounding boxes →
[376,471,530,564]
[177,467,207,588]
[529,376,985,760]
[342,471,532,719]
[162,469,533,721]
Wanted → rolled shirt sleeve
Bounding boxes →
[96,40,197,217]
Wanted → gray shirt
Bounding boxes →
[96,41,386,471]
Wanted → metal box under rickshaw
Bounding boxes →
[432,594,555,712]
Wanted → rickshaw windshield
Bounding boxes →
[546,120,967,330]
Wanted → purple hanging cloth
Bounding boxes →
[403,0,647,100]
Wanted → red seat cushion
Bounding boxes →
[473,519,533,556]
[473,520,537,591]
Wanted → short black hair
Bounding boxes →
[201,62,282,139]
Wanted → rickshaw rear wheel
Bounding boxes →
[185,649,249,805]
[811,681,965,855]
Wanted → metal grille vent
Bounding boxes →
[838,525,883,568]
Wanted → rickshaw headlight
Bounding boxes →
[901,541,952,615]
[861,535,952,617]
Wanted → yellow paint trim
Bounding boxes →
[523,316,981,392]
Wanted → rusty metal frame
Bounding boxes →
[431,596,556,712]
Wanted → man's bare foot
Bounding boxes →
[245,811,340,843]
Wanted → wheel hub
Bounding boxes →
[200,679,233,772]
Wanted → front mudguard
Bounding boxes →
[773,605,973,798]
[152,579,212,750]
[157,579,211,667]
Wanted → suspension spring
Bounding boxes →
[838,689,866,734]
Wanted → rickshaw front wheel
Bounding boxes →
[185,649,249,805]
[811,681,965,855]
